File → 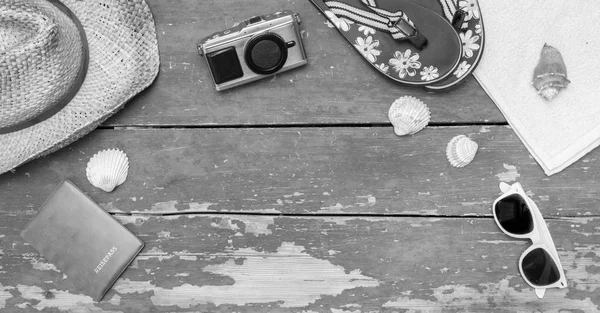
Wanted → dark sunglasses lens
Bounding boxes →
[494,194,533,234]
[522,248,560,286]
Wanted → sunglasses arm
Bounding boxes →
[527,200,562,265]
[526,197,568,294]
[535,288,546,298]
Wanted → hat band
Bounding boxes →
[0,0,89,135]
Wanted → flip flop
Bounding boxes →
[411,0,485,89]
[309,0,463,86]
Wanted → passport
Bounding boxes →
[20,180,144,301]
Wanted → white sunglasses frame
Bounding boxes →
[492,182,567,298]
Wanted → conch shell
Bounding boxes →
[446,135,478,168]
[388,96,431,136]
[86,149,129,192]
[532,44,570,101]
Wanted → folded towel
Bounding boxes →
[474,0,600,175]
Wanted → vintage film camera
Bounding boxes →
[198,11,307,91]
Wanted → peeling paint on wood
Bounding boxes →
[2,201,600,311]
[383,277,600,312]
[250,208,281,214]
[136,247,173,262]
[137,200,177,214]
[30,259,60,272]
[317,196,377,214]
[114,215,150,226]
[133,201,215,215]
[283,192,305,198]
[477,239,528,245]
[114,242,379,308]
[331,309,363,313]
[479,126,492,133]
[178,255,197,261]
[108,294,121,306]
[0,284,13,309]
[188,202,214,212]
[357,195,377,206]
[563,244,600,292]
[210,215,274,236]
[113,202,216,226]
[496,164,521,182]
[318,203,347,214]
[211,218,241,231]
[16,284,95,311]
[157,231,171,238]
[401,209,440,215]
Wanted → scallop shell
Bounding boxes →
[388,96,431,136]
[532,44,570,101]
[86,149,129,192]
[446,135,478,168]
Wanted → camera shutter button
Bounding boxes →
[244,33,288,75]
[248,16,262,24]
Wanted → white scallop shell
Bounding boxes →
[86,149,129,192]
[388,96,431,136]
[446,135,478,168]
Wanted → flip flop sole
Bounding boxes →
[415,0,485,89]
[309,0,463,86]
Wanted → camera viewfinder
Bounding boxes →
[206,47,244,84]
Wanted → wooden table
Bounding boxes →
[2,1,599,312]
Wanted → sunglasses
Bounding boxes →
[492,182,567,298]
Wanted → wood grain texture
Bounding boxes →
[103,0,502,127]
[1,215,599,312]
[1,127,599,217]
[3,1,596,312]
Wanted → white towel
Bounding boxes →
[474,0,600,175]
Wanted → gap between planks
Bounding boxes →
[100,122,509,130]
[111,211,599,220]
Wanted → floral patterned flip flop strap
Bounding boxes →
[324,0,428,49]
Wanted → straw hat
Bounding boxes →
[0,0,159,174]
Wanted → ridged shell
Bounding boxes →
[532,44,570,101]
[86,149,129,192]
[388,96,431,136]
[446,135,478,168]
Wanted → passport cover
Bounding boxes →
[20,180,144,301]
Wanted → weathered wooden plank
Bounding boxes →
[1,215,599,312]
[103,0,501,126]
[2,127,600,217]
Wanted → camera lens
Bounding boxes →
[244,33,288,75]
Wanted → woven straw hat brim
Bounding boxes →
[0,0,160,175]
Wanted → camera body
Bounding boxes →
[198,11,307,91]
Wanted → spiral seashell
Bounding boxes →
[86,149,129,192]
[388,96,431,136]
[532,44,570,101]
[446,135,478,168]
